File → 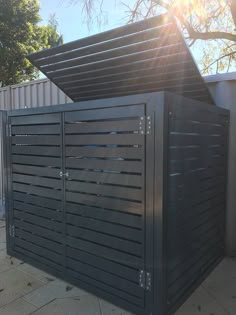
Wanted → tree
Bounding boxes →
[0,0,63,87]
[70,0,236,74]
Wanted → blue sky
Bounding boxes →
[39,0,134,42]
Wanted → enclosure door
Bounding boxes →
[63,104,149,313]
[8,113,64,272]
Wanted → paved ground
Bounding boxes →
[0,219,236,315]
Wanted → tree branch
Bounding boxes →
[202,50,236,73]
[188,29,236,42]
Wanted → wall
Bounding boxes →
[0,79,72,110]
[205,72,236,256]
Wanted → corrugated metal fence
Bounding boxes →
[0,79,72,110]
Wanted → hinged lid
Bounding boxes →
[27,14,214,105]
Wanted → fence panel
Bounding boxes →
[0,79,72,110]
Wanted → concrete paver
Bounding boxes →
[175,285,229,315]
[99,299,133,315]
[0,268,45,308]
[32,295,101,315]
[0,298,37,315]
[23,278,89,308]
[16,263,56,284]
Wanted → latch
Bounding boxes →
[59,171,69,178]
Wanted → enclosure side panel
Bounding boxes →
[165,93,229,314]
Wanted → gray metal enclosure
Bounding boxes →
[5,91,229,315]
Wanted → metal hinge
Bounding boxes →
[139,116,152,135]
[9,225,15,237]
[139,270,152,291]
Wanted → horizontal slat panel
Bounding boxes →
[66,235,142,269]
[49,44,185,79]
[168,195,225,225]
[55,56,193,86]
[31,14,170,59]
[168,244,223,297]
[14,237,62,264]
[13,183,62,201]
[67,246,138,283]
[66,181,142,201]
[68,73,203,98]
[66,147,143,160]
[14,244,63,272]
[66,159,143,174]
[40,27,176,68]
[166,100,228,313]
[66,213,142,243]
[72,83,210,103]
[67,169,142,186]
[167,207,224,252]
[11,113,61,125]
[12,124,61,135]
[66,202,142,229]
[14,219,63,243]
[169,119,225,134]
[44,35,180,73]
[67,75,199,97]
[13,173,62,189]
[65,134,143,146]
[28,13,213,105]
[12,146,61,157]
[12,164,60,178]
[14,210,62,232]
[66,192,143,214]
[12,155,61,167]
[65,105,144,122]
[15,228,63,254]
[67,224,142,257]
[169,134,225,146]
[65,119,140,134]
[14,200,62,221]
[11,135,60,145]
[13,191,62,211]
[170,108,227,123]
[168,229,223,283]
[60,63,195,89]
[168,247,222,304]
[66,257,143,299]
[71,81,207,102]
[67,267,143,307]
